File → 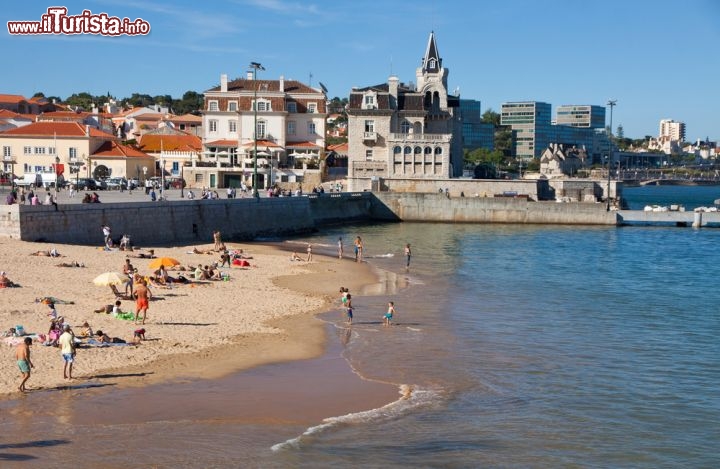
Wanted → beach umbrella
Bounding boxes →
[93,271,127,286]
[148,257,180,270]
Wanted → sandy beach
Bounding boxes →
[0,237,378,399]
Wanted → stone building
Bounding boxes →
[346,32,463,191]
[539,143,587,178]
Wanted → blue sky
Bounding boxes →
[2,0,719,141]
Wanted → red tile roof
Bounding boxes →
[0,94,28,104]
[240,139,282,148]
[287,141,321,148]
[92,141,151,158]
[207,79,320,94]
[168,113,202,123]
[134,113,166,121]
[0,109,29,119]
[327,143,348,152]
[139,133,202,152]
[0,121,114,138]
[206,139,239,147]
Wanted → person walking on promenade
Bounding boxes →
[405,243,412,269]
[16,337,34,392]
[337,237,343,259]
[58,324,76,380]
[384,301,397,327]
[133,279,153,325]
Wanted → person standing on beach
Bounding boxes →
[345,293,353,325]
[384,301,397,327]
[102,225,111,246]
[337,237,343,259]
[213,230,223,251]
[354,236,363,263]
[133,279,152,325]
[306,244,313,262]
[404,243,412,269]
[58,324,76,380]
[16,337,34,392]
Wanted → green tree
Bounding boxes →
[481,108,500,126]
[65,92,95,110]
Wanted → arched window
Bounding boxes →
[414,146,422,155]
[393,146,402,154]
[424,147,432,155]
[400,120,411,134]
[434,147,443,155]
[404,146,412,155]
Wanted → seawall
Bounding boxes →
[11,193,715,246]
[372,193,617,225]
[3,193,374,245]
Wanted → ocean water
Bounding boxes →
[3,185,720,468]
[623,184,720,210]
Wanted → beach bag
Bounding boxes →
[15,325,25,336]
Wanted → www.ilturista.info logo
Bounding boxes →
[7,7,150,36]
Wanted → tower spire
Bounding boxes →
[422,31,441,73]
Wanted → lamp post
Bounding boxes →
[606,99,617,211]
[250,61,265,198]
[54,156,60,201]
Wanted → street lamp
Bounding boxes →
[606,99,617,211]
[250,61,265,198]
[54,155,60,201]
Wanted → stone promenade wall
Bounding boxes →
[10,193,374,245]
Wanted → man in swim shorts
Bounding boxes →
[16,337,34,392]
[133,279,152,325]
[345,293,353,325]
[58,324,75,380]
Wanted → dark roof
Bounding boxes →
[206,79,320,94]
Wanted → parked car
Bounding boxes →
[74,178,98,191]
[105,177,128,190]
[94,179,108,190]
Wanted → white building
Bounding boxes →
[199,73,327,190]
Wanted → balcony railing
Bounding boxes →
[363,131,377,142]
[388,133,451,142]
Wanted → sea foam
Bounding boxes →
[270,385,440,452]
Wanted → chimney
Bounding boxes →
[220,73,228,92]
[279,75,285,92]
[388,75,399,99]
[247,71,254,80]
[85,124,90,137]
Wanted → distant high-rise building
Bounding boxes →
[459,99,494,150]
[501,101,552,159]
[556,105,605,129]
[659,119,686,142]
[502,101,610,163]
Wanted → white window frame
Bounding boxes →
[228,101,238,112]
[287,102,297,113]
[2,146,10,158]
[307,122,316,135]
[209,120,218,132]
[365,149,373,161]
[69,148,78,159]
[307,103,317,113]
[229,120,237,133]
[256,120,266,139]
[208,101,219,111]
[34,147,46,155]
[364,120,375,133]
[23,146,31,154]
[48,147,56,155]
[287,121,296,136]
